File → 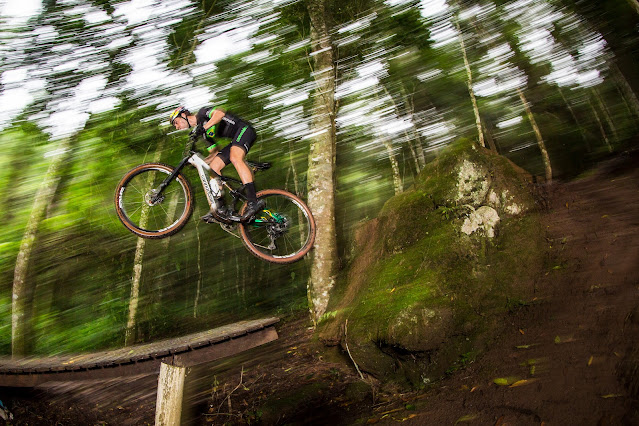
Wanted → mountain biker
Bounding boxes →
[169,105,265,222]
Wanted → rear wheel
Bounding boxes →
[238,189,316,264]
[115,163,194,239]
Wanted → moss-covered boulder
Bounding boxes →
[319,139,545,387]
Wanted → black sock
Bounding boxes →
[245,182,257,203]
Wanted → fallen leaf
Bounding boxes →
[390,288,396,293]
[515,344,538,349]
[554,336,561,344]
[601,394,623,399]
[601,215,608,219]
[519,329,525,335]
[455,414,478,423]
[510,378,538,387]
[588,356,594,366]
[493,376,520,386]
[470,386,478,392]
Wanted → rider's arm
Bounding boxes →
[203,109,226,129]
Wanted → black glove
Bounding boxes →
[189,124,206,142]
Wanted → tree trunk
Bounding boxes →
[399,88,427,169]
[593,88,618,143]
[125,145,163,346]
[383,85,424,173]
[193,207,203,319]
[289,141,307,248]
[306,0,338,324]
[557,86,591,152]
[611,64,639,117]
[588,97,613,153]
[12,138,71,357]
[517,88,552,183]
[482,122,498,153]
[455,18,485,148]
[625,0,639,15]
[382,136,403,195]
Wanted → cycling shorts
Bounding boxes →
[216,123,256,165]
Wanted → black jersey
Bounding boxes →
[196,107,244,141]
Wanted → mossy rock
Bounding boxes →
[319,139,545,387]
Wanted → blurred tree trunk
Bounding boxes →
[382,85,424,173]
[382,136,403,195]
[125,144,163,346]
[306,0,338,323]
[289,141,307,247]
[517,88,552,183]
[558,86,591,152]
[625,0,639,15]
[376,91,403,193]
[588,97,613,152]
[482,122,498,153]
[12,138,71,357]
[611,64,639,117]
[193,208,203,318]
[455,18,485,148]
[593,88,618,143]
[399,88,427,169]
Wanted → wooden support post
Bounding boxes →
[155,362,187,426]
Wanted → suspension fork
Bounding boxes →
[150,154,193,202]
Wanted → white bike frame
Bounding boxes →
[187,152,222,212]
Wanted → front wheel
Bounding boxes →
[115,163,194,239]
[238,189,316,264]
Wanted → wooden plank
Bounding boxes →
[0,318,279,387]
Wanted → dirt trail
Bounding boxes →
[386,152,639,425]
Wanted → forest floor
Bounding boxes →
[2,149,639,425]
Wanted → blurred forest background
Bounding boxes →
[0,0,637,357]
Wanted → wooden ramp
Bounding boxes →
[0,317,279,387]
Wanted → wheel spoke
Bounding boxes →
[116,165,192,236]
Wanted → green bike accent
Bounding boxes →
[252,209,285,226]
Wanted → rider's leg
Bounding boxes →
[230,146,256,202]
[208,155,227,176]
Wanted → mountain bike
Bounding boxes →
[114,132,316,264]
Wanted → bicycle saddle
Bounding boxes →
[247,160,271,171]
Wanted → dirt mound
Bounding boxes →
[372,149,639,424]
[318,139,546,386]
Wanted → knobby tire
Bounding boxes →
[114,163,194,239]
[238,189,316,264]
